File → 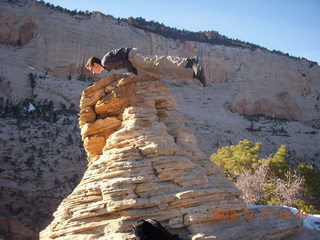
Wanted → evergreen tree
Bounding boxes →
[210,139,261,178]
[268,145,289,178]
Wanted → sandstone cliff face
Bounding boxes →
[40,74,303,240]
[1,0,319,122]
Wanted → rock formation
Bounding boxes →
[40,74,303,239]
[1,1,319,239]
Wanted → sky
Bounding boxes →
[44,0,320,64]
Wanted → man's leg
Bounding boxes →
[128,48,194,80]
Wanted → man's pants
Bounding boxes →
[128,48,194,80]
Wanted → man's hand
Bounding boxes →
[123,72,135,77]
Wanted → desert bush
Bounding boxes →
[66,134,74,145]
[211,140,320,213]
[235,163,269,205]
[297,164,320,198]
[28,73,36,90]
[273,170,304,206]
[235,161,304,206]
[210,139,261,179]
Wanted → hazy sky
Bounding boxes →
[44,0,320,64]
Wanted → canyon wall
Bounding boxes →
[1,0,319,122]
[0,0,319,239]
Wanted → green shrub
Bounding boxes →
[210,139,261,179]
[268,145,289,179]
[293,200,320,214]
[211,140,320,213]
[263,183,280,205]
[297,164,320,198]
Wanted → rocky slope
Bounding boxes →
[0,0,319,239]
[0,115,87,240]
[41,74,303,239]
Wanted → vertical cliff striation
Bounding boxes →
[1,0,320,122]
[40,74,303,239]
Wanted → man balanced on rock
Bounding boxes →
[86,48,206,86]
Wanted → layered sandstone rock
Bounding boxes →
[40,74,303,239]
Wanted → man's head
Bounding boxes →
[86,57,104,74]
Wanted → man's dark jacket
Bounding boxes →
[101,48,137,74]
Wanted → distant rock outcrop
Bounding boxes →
[40,74,303,239]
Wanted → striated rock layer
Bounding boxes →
[40,74,303,239]
[1,0,320,122]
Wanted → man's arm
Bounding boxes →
[124,59,137,74]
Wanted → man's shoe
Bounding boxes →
[193,64,206,87]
